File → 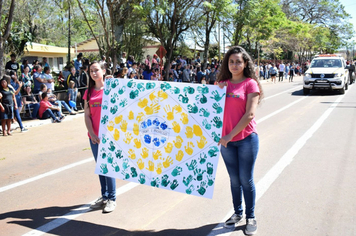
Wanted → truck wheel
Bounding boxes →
[340,87,345,94]
[345,81,348,90]
[303,88,310,95]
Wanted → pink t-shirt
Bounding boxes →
[84,88,103,138]
[39,100,52,118]
[222,78,260,142]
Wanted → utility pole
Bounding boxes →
[67,2,71,65]
[218,22,221,61]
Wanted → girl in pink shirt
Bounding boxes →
[217,46,263,235]
[84,61,116,213]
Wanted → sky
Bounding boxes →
[339,0,356,41]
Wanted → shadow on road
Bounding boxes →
[0,204,246,236]
[291,89,341,96]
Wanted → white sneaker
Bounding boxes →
[90,197,107,209]
[103,200,116,213]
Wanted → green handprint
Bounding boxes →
[111,79,119,88]
[170,179,179,190]
[146,82,156,90]
[137,83,145,92]
[100,164,108,174]
[101,115,108,124]
[212,116,223,128]
[187,104,198,114]
[194,168,206,181]
[102,101,108,110]
[186,184,195,194]
[208,146,219,157]
[110,105,118,115]
[122,158,130,170]
[127,80,136,88]
[106,79,111,88]
[104,88,111,96]
[186,159,197,171]
[171,166,183,177]
[170,87,180,94]
[199,108,210,118]
[119,98,128,107]
[211,132,221,143]
[199,94,207,104]
[212,103,223,114]
[207,176,215,186]
[183,86,195,94]
[197,181,207,195]
[107,153,113,164]
[207,162,214,175]
[121,170,130,179]
[118,86,126,95]
[202,119,212,130]
[129,89,139,99]
[101,152,106,159]
[108,141,115,152]
[110,93,118,104]
[130,167,138,178]
[112,162,120,172]
[197,85,209,94]
[139,174,146,184]
[183,175,193,186]
[178,94,189,104]
[160,82,172,91]
[150,177,160,187]
[210,90,226,102]
[115,150,123,159]
[161,174,171,187]
[199,153,207,164]
[102,134,108,144]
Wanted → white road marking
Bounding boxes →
[263,87,299,101]
[207,94,344,236]
[22,182,139,236]
[0,158,93,193]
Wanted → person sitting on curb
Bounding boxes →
[38,92,64,123]
[47,88,76,115]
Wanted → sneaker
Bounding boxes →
[103,199,116,213]
[90,197,107,209]
[59,116,65,121]
[224,213,243,228]
[245,218,257,235]
[21,128,29,132]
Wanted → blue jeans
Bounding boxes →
[52,100,71,113]
[27,103,40,118]
[14,106,24,129]
[220,132,259,219]
[42,109,61,120]
[68,88,78,103]
[89,139,116,201]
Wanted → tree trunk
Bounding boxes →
[0,40,4,78]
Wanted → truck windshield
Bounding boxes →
[310,59,342,68]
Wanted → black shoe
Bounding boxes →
[245,218,257,235]
[224,213,243,228]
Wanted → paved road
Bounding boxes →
[1,76,355,236]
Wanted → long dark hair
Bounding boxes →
[217,46,263,102]
[86,61,105,101]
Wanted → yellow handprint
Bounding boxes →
[156,163,163,175]
[128,149,136,160]
[173,136,183,149]
[133,123,139,136]
[164,142,174,153]
[172,121,181,133]
[196,136,207,149]
[113,128,120,141]
[163,156,173,168]
[107,121,114,132]
[149,91,157,101]
[193,124,203,137]
[180,112,189,124]
[176,150,184,162]
[138,98,148,108]
[137,159,144,170]
[153,150,162,160]
[120,120,128,132]
[164,105,174,121]
[185,126,194,139]
[146,160,154,172]
[173,105,182,113]
[144,102,160,115]
[115,115,123,124]
[184,142,195,155]
[158,90,168,101]
[128,111,134,120]
[133,138,141,148]
[124,132,133,144]
[141,147,149,159]
[136,112,145,122]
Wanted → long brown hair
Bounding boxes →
[217,46,264,102]
[86,61,105,101]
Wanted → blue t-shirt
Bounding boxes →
[10,80,22,107]
[33,72,44,93]
[142,71,152,80]
[74,59,82,72]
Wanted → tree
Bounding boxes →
[138,0,202,79]
[0,0,16,78]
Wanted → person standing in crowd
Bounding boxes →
[284,63,290,81]
[217,46,263,235]
[41,57,50,69]
[196,67,205,83]
[348,60,355,84]
[0,76,18,136]
[289,64,295,82]
[278,61,285,82]
[74,53,83,75]
[208,67,217,84]
[22,66,33,87]
[269,63,277,83]
[84,61,116,213]
[21,59,31,74]
[145,55,151,70]
[99,55,106,65]
[43,67,54,91]
[5,53,20,75]
[9,72,28,132]
[33,65,53,95]
[120,52,127,65]
[79,65,89,108]
[66,67,79,111]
